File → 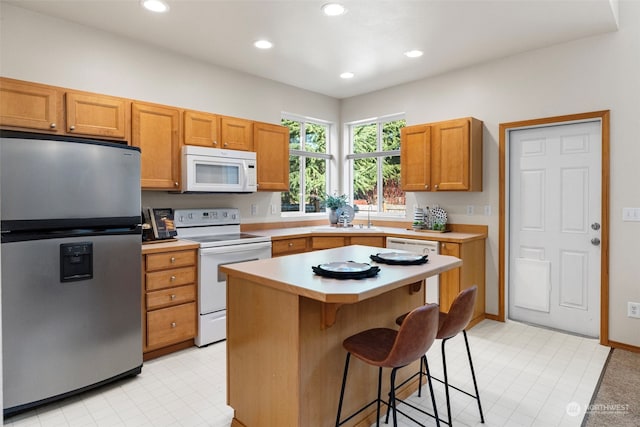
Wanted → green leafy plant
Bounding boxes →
[323,193,348,210]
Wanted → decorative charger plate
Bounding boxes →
[336,205,355,223]
[312,261,380,279]
[370,252,428,265]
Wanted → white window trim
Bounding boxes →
[345,113,406,217]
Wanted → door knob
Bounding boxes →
[591,222,601,231]
[591,237,601,246]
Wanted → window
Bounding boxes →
[347,116,406,216]
[281,115,332,214]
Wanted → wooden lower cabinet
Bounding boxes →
[439,240,485,324]
[311,235,385,250]
[272,237,308,256]
[142,247,198,359]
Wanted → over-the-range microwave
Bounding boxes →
[181,145,257,193]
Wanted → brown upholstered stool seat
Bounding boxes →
[335,303,441,427]
[394,286,484,426]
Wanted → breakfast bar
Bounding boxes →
[221,245,462,427]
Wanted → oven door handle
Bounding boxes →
[199,241,272,255]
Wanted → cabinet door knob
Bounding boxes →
[50,123,56,129]
[434,184,439,189]
[171,322,177,328]
[69,125,75,131]
[425,184,429,189]
[213,141,218,146]
[224,142,229,147]
[170,294,176,300]
[288,242,293,247]
[174,181,179,187]
[170,257,176,263]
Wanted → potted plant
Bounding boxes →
[323,193,348,224]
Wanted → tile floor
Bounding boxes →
[4,319,610,427]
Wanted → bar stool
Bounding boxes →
[395,286,484,426]
[335,303,441,427]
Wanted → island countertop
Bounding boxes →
[220,244,462,304]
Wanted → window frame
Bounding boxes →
[345,113,406,216]
[281,113,333,216]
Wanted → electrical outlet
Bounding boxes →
[251,204,257,216]
[466,205,474,215]
[623,207,640,221]
[484,205,492,216]
[628,302,640,318]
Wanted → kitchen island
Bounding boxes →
[221,245,462,427]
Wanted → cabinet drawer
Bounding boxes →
[272,238,307,256]
[146,250,196,271]
[349,236,385,247]
[146,266,196,291]
[312,236,345,250]
[146,302,196,349]
[146,284,196,310]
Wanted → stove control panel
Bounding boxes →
[174,208,240,227]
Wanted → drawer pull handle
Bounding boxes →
[171,322,177,328]
[170,275,176,281]
[170,294,176,300]
[170,257,176,263]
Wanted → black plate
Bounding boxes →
[370,253,428,265]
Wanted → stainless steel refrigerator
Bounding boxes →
[1,131,143,416]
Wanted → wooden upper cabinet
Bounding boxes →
[401,117,482,192]
[431,117,482,191]
[254,122,289,191]
[184,110,220,147]
[65,91,129,140]
[220,116,253,151]
[0,77,61,132]
[132,101,181,190]
[400,124,431,191]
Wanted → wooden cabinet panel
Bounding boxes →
[146,249,197,271]
[184,110,219,147]
[401,124,431,191]
[439,242,461,312]
[132,102,181,190]
[146,302,197,350]
[349,236,385,247]
[220,116,253,151]
[65,91,128,139]
[146,267,196,291]
[272,237,308,256]
[0,78,61,132]
[146,284,196,310]
[312,236,345,250]
[254,122,289,191]
[401,117,482,192]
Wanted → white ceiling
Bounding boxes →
[4,0,620,99]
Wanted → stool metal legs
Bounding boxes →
[440,331,484,426]
[335,353,406,427]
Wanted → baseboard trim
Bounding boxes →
[607,339,640,353]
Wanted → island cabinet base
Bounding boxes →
[227,276,427,427]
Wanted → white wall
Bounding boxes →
[342,0,640,346]
[1,2,639,347]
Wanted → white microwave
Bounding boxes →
[181,146,257,193]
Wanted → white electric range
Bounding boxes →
[175,208,272,346]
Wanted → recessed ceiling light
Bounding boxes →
[340,72,354,79]
[404,50,424,58]
[322,3,347,16]
[254,40,273,49]
[141,0,169,13]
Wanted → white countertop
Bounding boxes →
[249,225,486,243]
[220,245,462,304]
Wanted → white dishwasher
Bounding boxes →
[385,237,440,304]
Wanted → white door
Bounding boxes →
[508,120,601,337]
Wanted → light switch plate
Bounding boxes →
[623,208,640,221]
